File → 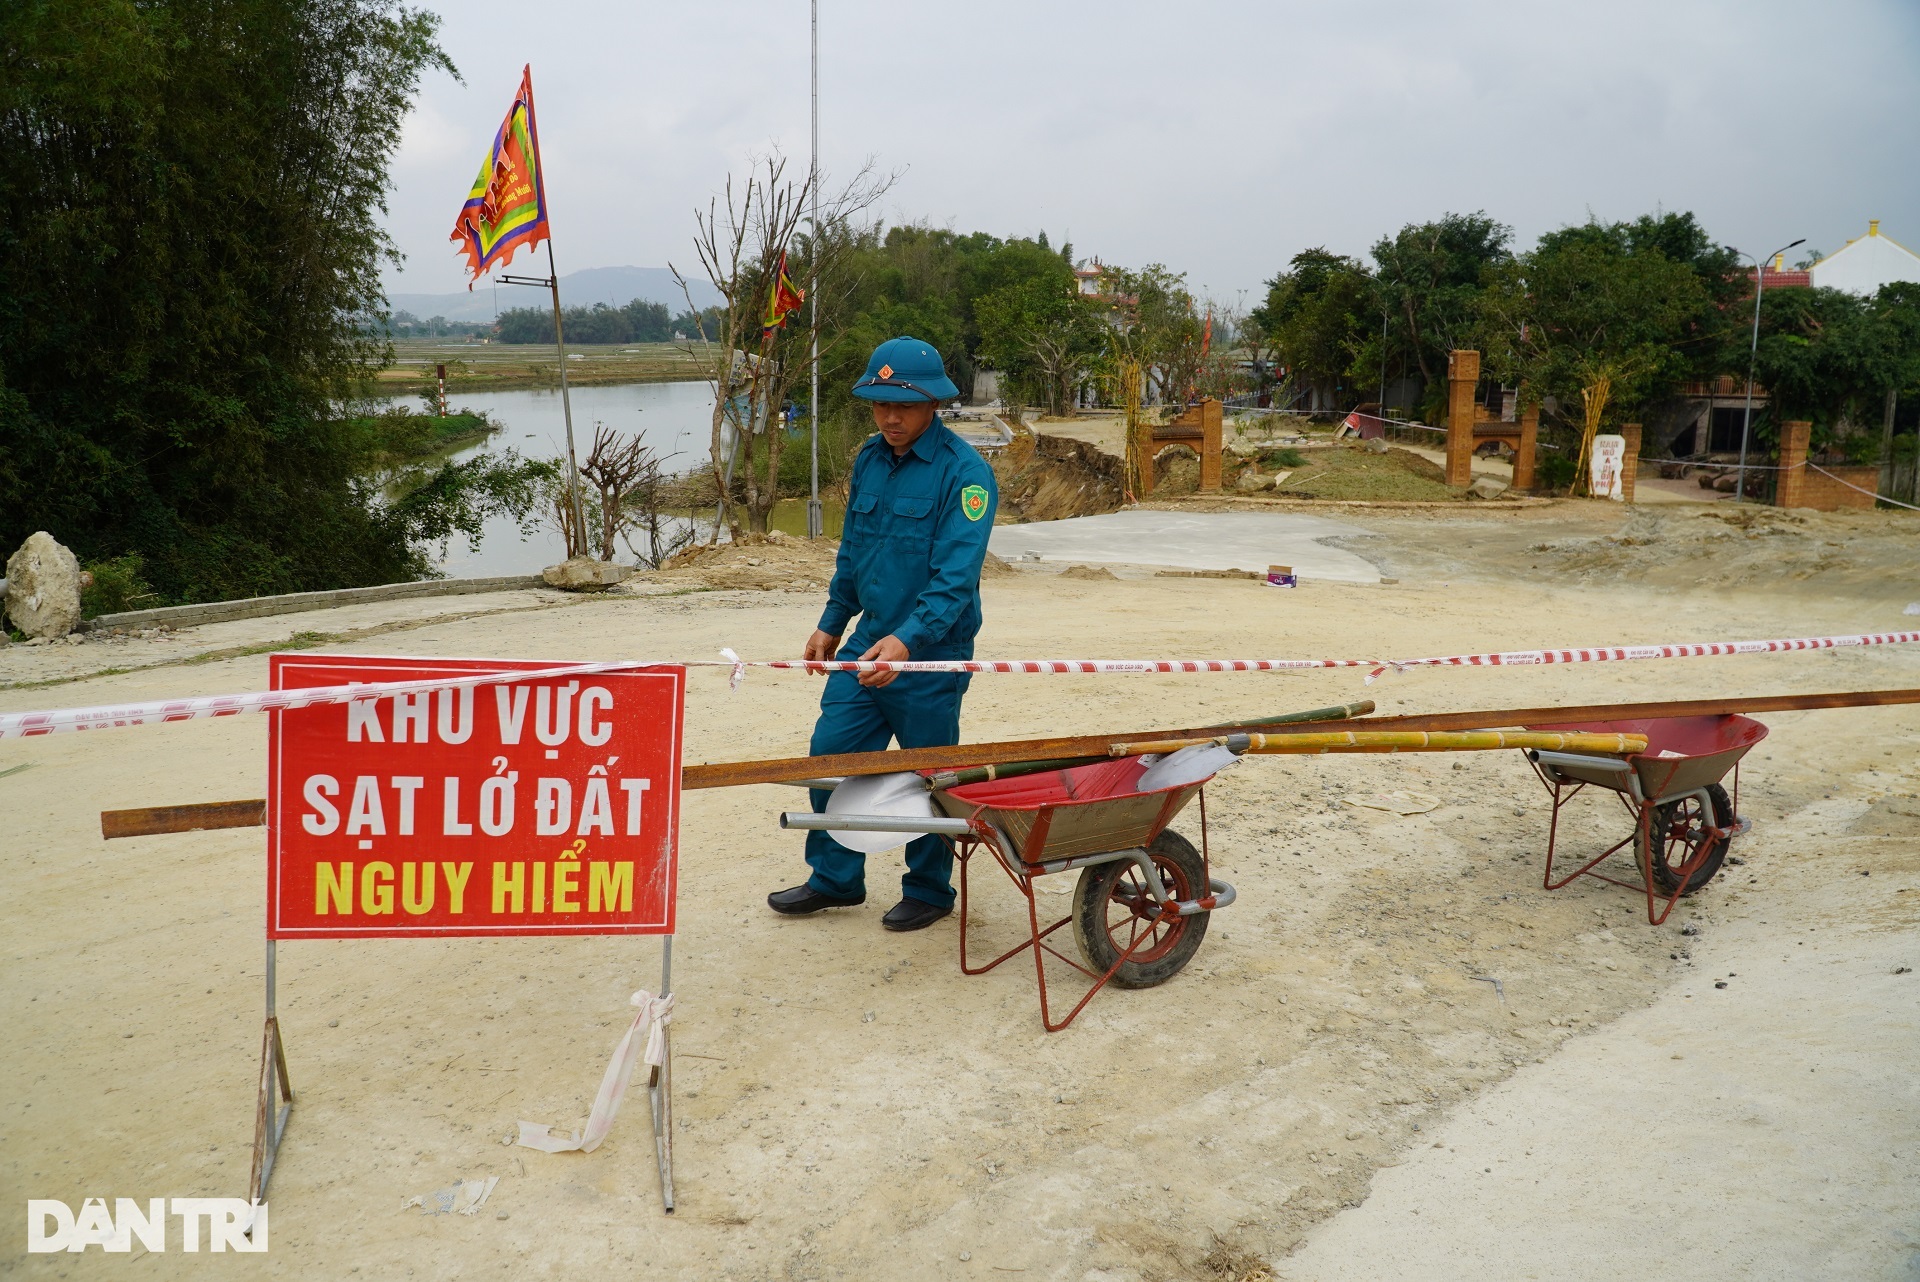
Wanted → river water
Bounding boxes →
[427,381,717,577]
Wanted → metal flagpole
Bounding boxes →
[806,0,823,540]
[546,242,589,551]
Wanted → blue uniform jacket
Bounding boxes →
[818,418,998,661]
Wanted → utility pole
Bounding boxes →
[806,0,824,540]
[1732,237,1804,502]
[1378,309,1389,423]
[1880,386,1898,499]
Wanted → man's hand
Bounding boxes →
[856,634,910,688]
[803,629,840,672]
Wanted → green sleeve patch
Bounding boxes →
[960,483,989,522]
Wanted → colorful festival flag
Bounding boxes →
[450,66,550,286]
[762,251,805,338]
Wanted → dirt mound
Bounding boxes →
[650,531,839,591]
[1060,563,1119,580]
[980,551,1017,578]
[993,429,1126,521]
[1153,445,1202,494]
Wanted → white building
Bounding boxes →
[1809,220,1920,296]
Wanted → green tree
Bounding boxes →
[1371,212,1512,411]
[495,299,675,345]
[1105,264,1203,406]
[0,0,542,602]
[973,240,1101,417]
[1256,248,1375,409]
[1752,283,1918,447]
[1477,217,1713,486]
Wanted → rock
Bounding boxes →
[540,558,632,592]
[1364,436,1391,454]
[1465,476,1509,500]
[4,532,84,638]
[1234,470,1272,493]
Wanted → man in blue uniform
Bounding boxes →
[767,336,998,931]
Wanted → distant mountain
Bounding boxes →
[387,266,722,325]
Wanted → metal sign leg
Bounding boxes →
[247,940,293,1219]
[647,935,675,1212]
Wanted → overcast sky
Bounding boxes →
[383,0,1920,307]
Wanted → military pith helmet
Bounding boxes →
[851,336,958,403]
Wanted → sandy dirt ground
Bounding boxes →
[2,499,1916,1280]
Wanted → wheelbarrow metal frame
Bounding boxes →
[783,763,1238,1031]
[946,791,1233,1031]
[1525,748,1746,926]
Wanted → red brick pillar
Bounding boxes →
[1446,350,1479,488]
[1199,397,1223,492]
[1776,420,1811,508]
[1619,423,1642,504]
[1514,402,1539,491]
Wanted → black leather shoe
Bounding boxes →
[767,884,865,915]
[881,899,952,932]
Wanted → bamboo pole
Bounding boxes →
[924,756,1106,791]
[1110,730,1649,757]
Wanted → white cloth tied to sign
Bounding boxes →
[517,988,673,1154]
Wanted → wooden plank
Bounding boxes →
[101,799,266,840]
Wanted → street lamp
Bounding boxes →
[1728,238,1805,500]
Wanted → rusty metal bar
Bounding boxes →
[101,798,265,840]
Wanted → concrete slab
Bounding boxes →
[988,509,1383,583]
[1278,822,1920,1282]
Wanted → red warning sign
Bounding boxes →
[267,655,683,939]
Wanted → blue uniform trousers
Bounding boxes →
[805,668,966,908]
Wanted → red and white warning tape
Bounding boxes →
[2,631,1917,740]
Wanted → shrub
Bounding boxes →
[1536,453,1578,493]
[81,554,158,618]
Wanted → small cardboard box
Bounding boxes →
[1265,564,1297,588]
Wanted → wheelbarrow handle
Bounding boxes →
[1527,749,1633,773]
[779,812,975,836]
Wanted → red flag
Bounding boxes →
[450,66,550,286]
[762,251,805,338]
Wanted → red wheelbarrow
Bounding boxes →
[781,749,1237,1031]
[1522,715,1767,924]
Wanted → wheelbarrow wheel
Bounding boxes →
[1640,783,1733,896]
[1071,830,1210,990]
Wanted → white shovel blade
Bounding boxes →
[822,771,936,853]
